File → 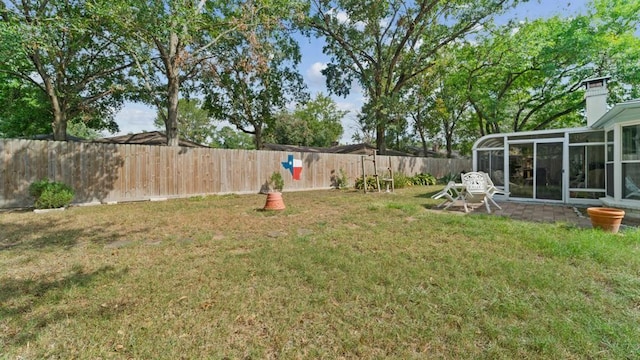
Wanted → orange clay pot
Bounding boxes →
[586,207,625,233]
[264,192,286,211]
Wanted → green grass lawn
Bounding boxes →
[1,187,639,359]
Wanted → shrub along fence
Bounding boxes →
[0,139,471,208]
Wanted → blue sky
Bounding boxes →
[112,0,591,144]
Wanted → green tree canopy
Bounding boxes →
[0,0,131,140]
[0,76,51,138]
[461,3,640,137]
[266,93,345,147]
[210,126,256,149]
[153,99,215,145]
[203,1,308,149]
[96,0,235,146]
[101,0,308,147]
[307,0,525,154]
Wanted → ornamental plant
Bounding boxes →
[28,178,74,209]
[268,172,285,193]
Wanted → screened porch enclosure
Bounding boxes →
[473,81,640,216]
[474,129,606,205]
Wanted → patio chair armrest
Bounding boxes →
[431,181,455,199]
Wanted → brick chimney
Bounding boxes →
[582,76,611,127]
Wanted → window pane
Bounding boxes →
[477,150,505,186]
[509,144,534,198]
[476,137,504,148]
[586,145,605,189]
[569,146,586,188]
[606,130,614,162]
[622,125,640,161]
[509,132,564,141]
[622,163,640,199]
[606,163,614,197]
[569,191,605,200]
[569,131,604,143]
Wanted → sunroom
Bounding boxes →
[472,77,640,218]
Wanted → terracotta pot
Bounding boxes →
[264,192,286,211]
[586,207,625,233]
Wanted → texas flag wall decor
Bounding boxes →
[281,154,303,180]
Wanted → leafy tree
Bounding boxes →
[407,47,474,157]
[203,3,308,149]
[0,76,51,138]
[0,74,102,140]
[104,0,307,147]
[350,111,376,145]
[0,0,130,140]
[266,93,345,147]
[97,0,232,146]
[211,126,255,149]
[307,0,525,154]
[461,2,640,137]
[66,121,101,140]
[588,0,640,101]
[153,99,215,145]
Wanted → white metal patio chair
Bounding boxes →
[431,181,463,209]
[481,171,509,210]
[460,171,501,213]
[625,176,640,199]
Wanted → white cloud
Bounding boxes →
[413,38,424,50]
[336,11,349,24]
[111,102,157,136]
[379,17,389,29]
[329,10,364,31]
[306,62,327,88]
[335,100,359,113]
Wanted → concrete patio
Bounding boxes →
[436,200,640,231]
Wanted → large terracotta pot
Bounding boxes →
[586,207,625,233]
[264,192,286,211]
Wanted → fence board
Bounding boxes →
[0,139,470,208]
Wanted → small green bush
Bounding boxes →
[354,176,379,191]
[392,172,412,189]
[336,168,349,189]
[268,172,285,192]
[410,173,437,186]
[438,173,459,184]
[28,178,74,209]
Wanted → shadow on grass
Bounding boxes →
[415,192,439,199]
[0,264,128,347]
[0,217,150,252]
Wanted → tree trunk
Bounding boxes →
[375,104,386,155]
[418,128,428,157]
[47,82,67,141]
[52,112,68,141]
[446,138,453,158]
[166,75,180,146]
[254,126,263,149]
[376,124,386,155]
[164,32,181,147]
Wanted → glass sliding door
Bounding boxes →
[509,141,563,201]
[477,149,505,186]
[509,143,534,198]
[535,142,563,200]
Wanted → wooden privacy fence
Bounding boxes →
[0,139,471,208]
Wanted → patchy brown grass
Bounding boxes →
[1,187,639,359]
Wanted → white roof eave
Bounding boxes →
[590,99,640,129]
